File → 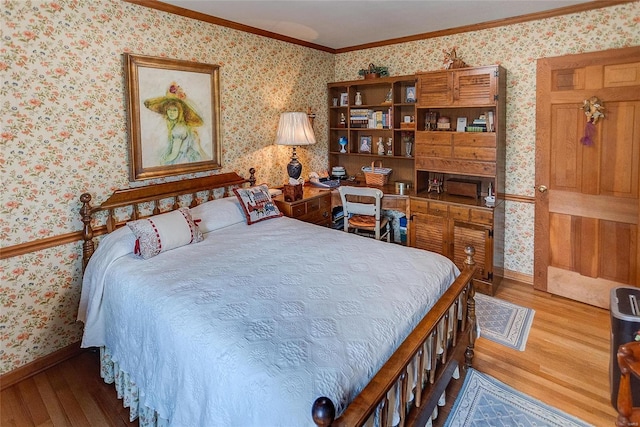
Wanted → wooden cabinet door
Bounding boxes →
[453,66,499,106]
[411,213,448,254]
[452,221,491,280]
[535,47,640,308]
[417,71,453,107]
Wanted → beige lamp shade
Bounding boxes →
[275,112,316,180]
[275,112,316,146]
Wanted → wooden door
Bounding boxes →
[535,47,640,308]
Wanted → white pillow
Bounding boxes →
[127,207,203,259]
[189,196,246,233]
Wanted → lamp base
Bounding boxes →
[283,183,303,202]
[287,148,303,180]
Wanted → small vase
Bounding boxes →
[405,142,412,157]
[355,92,362,106]
[338,136,347,153]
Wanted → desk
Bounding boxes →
[329,182,411,216]
[274,183,411,232]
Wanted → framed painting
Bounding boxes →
[124,53,222,180]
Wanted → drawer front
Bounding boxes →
[428,201,448,217]
[319,194,331,212]
[306,197,320,213]
[291,203,306,217]
[453,132,496,147]
[303,194,331,225]
[453,146,496,161]
[416,143,451,158]
[302,210,329,225]
[415,132,452,145]
[410,198,428,214]
[470,208,493,225]
[449,205,470,221]
[417,158,497,176]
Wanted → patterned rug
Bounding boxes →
[474,293,535,351]
[444,368,593,427]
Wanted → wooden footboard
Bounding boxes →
[312,247,477,427]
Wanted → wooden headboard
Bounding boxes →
[80,168,255,268]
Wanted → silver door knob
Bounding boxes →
[538,185,548,193]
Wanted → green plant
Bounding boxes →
[358,63,389,77]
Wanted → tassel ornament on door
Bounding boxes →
[580,96,605,145]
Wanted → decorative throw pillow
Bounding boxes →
[127,207,203,259]
[233,184,283,225]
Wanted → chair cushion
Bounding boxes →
[349,214,377,228]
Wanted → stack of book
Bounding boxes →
[466,114,488,132]
[350,108,393,129]
[350,109,369,128]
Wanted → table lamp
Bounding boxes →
[275,112,316,182]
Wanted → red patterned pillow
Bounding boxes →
[233,184,283,225]
[127,207,203,259]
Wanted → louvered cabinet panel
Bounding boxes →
[454,67,499,106]
[411,213,447,254]
[452,222,491,281]
[417,71,453,107]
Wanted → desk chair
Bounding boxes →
[617,341,640,426]
[338,186,391,242]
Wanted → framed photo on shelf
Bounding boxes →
[340,92,348,106]
[359,135,372,153]
[406,86,416,103]
[124,53,222,180]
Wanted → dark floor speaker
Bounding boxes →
[611,286,640,409]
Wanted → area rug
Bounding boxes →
[444,368,593,427]
[474,293,535,351]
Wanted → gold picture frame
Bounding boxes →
[124,53,222,180]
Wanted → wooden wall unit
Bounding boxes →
[327,75,417,184]
[412,65,506,295]
[328,65,506,295]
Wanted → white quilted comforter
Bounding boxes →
[79,215,458,426]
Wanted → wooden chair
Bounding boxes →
[617,341,640,426]
[338,186,390,242]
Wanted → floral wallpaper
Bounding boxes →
[1,0,334,374]
[0,0,638,374]
[335,2,639,275]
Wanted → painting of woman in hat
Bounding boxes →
[144,82,209,165]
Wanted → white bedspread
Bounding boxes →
[79,216,458,426]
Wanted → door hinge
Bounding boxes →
[488,272,493,280]
[488,229,494,238]
[493,94,499,101]
[494,70,499,77]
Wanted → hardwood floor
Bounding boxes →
[1,278,617,426]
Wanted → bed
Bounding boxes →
[77,170,476,427]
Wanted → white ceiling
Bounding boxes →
[161,0,594,50]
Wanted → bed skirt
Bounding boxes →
[98,291,465,426]
[98,344,456,427]
[99,347,169,427]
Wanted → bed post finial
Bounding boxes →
[248,167,256,186]
[464,245,475,266]
[312,397,335,427]
[80,193,95,270]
